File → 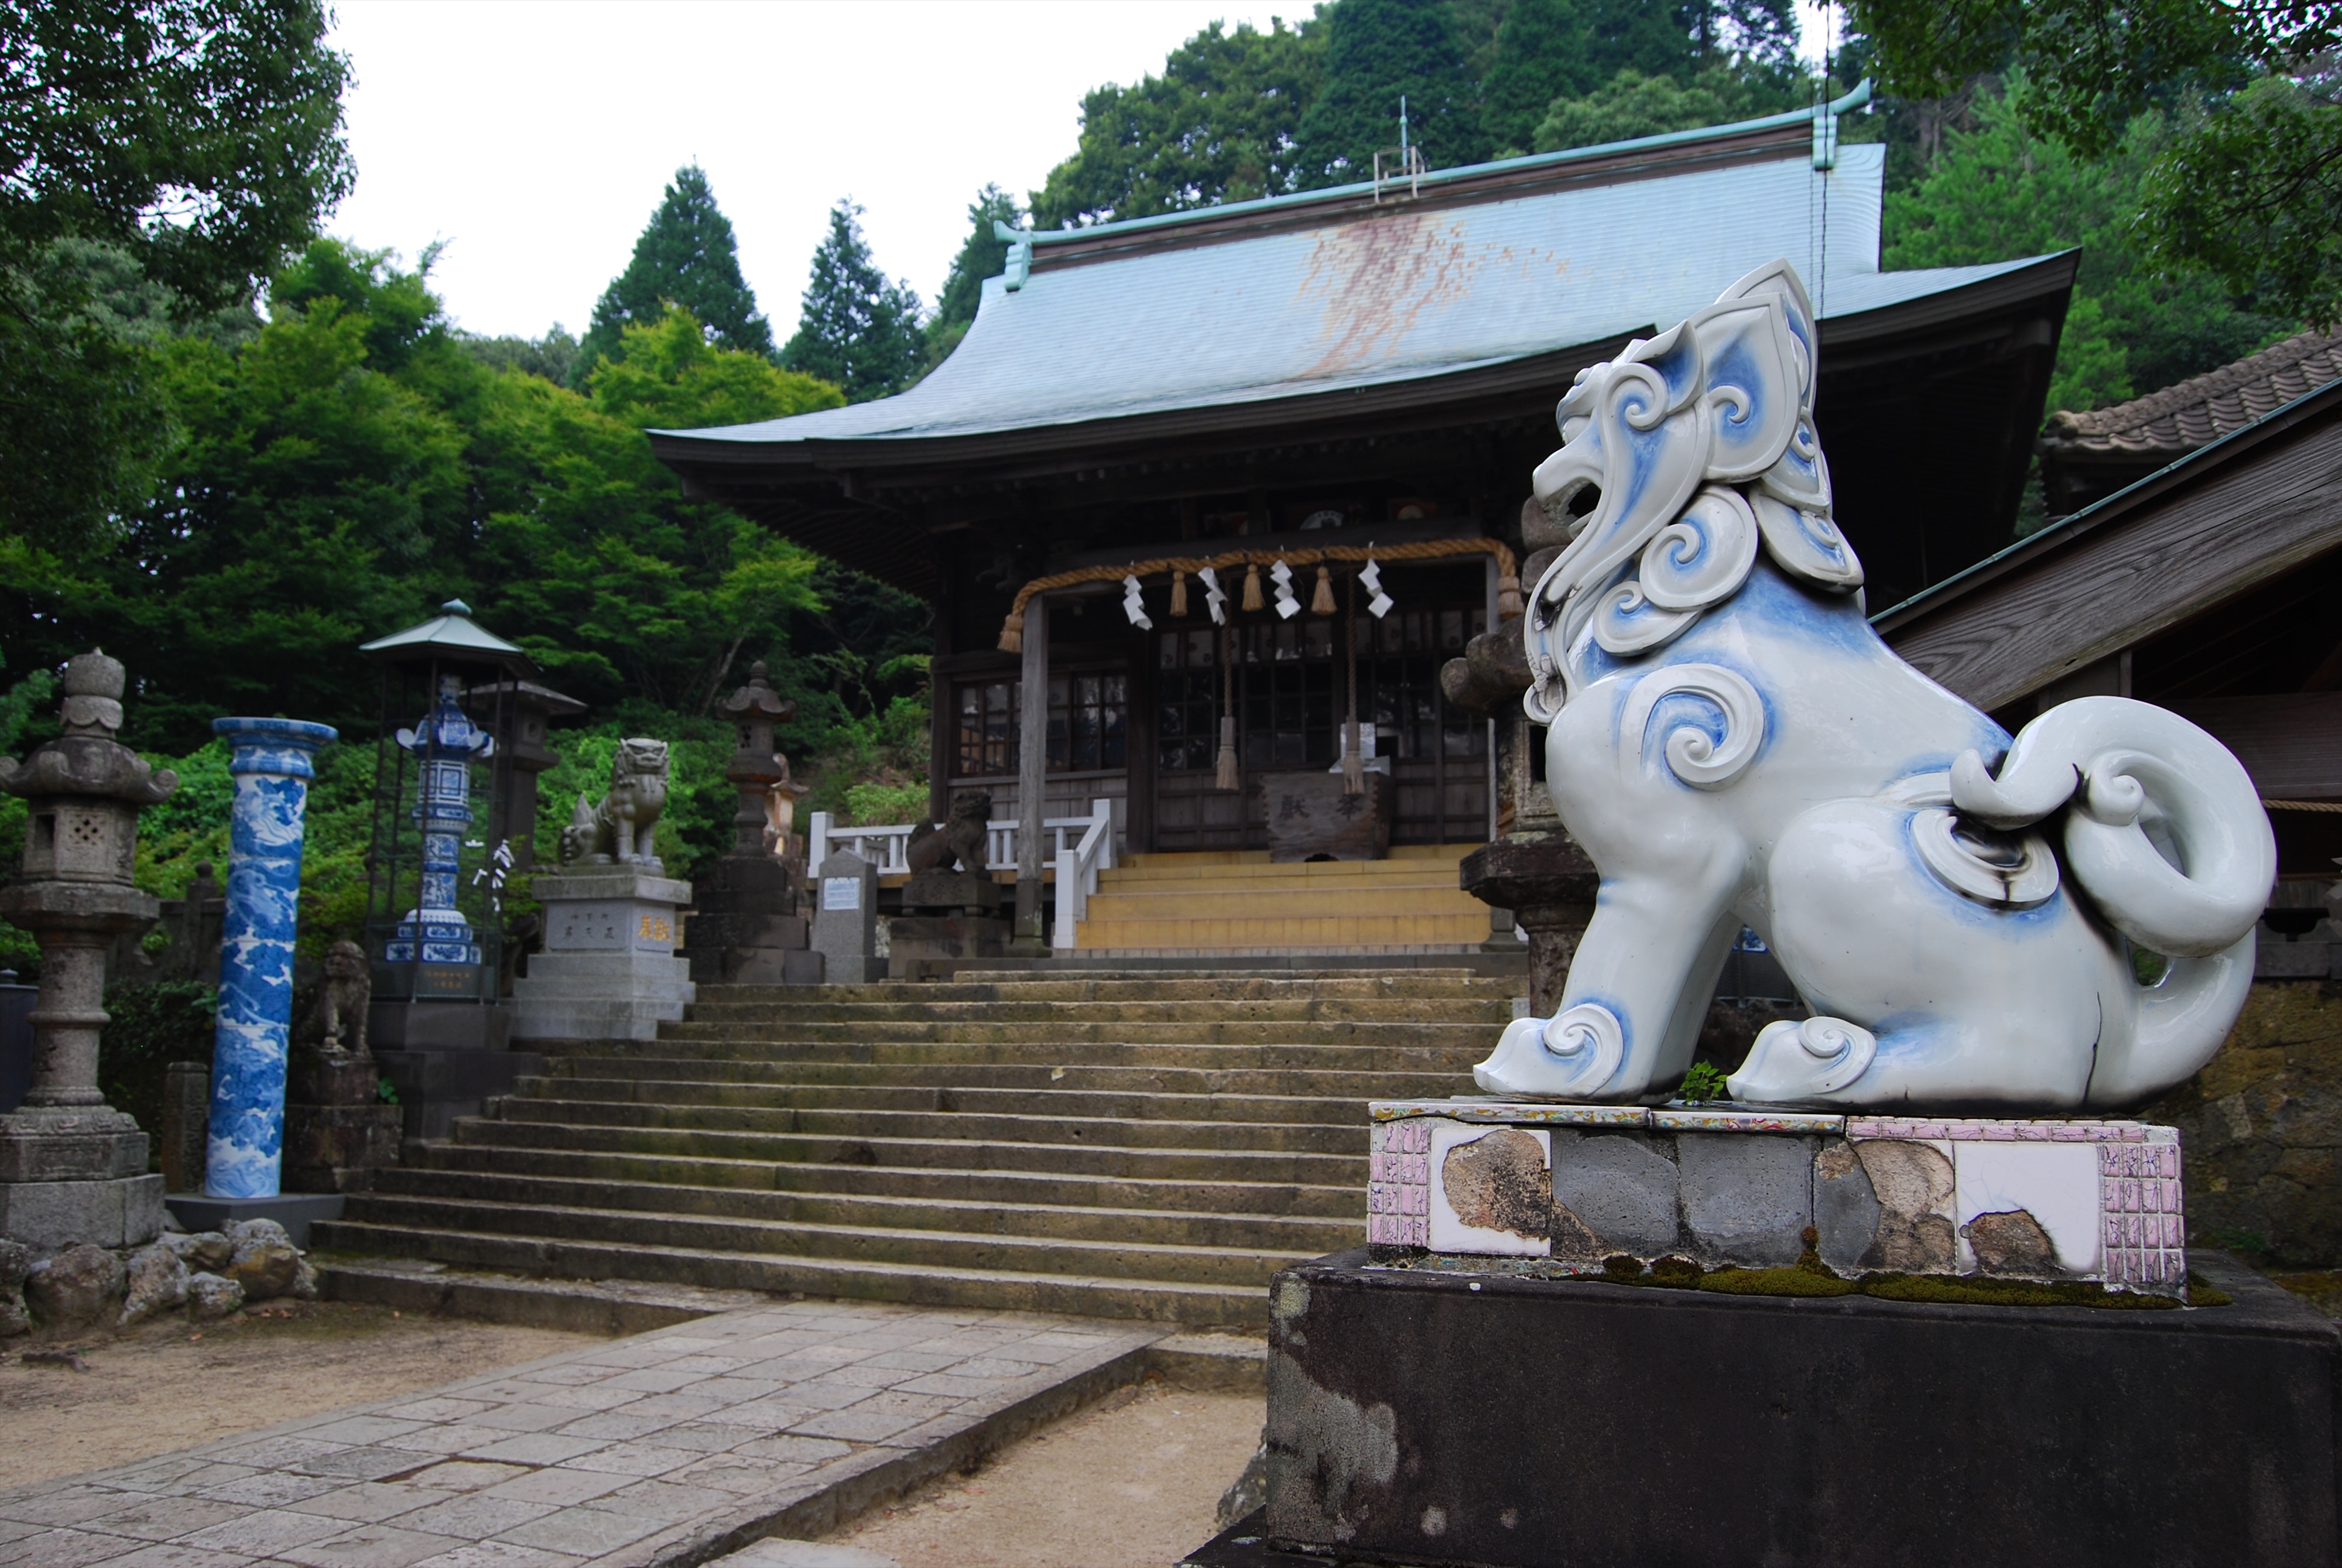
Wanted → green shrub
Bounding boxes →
[98,980,215,1153]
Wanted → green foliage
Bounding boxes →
[574,165,775,386]
[1032,20,1327,228]
[1295,0,1489,182]
[1532,66,1805,151]
[526,714,734,885]
[97,980,216,1149]
[842,779,933,828]
[461,326,580,386]
[930,186,1025,350]
[782,201,927,403]
[1884,84,2294,411]
[1677,1060,1731,1103]
[1483,0,1605,152]
[1848,0,2342,323]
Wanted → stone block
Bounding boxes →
[0,1107,148,1182]
[372,1047,542,1141]
[1814,1139,1882,1271]
[1677,1130,1814,1266]
[367,999,512,1051]
[1242,1250,2341,1568]
[1548,1130,1679,1257]
[888,914,1006,978]
[813,852,878,986]
[165,1192,343,1248]
[0,1172,164,1249]
[282,1100,402,1193]
[900,870,1001,914]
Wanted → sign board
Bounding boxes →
[822,876,862,912]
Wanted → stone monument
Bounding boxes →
[1189,264,2319,1568]
[889,790,1007,980]
[812,849,878,985]
[676,662,819,984]
[512,740,695,1041]
[0,652,176,1249]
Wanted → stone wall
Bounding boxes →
[2146,979,2342,1265]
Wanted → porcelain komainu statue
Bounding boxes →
[560,738,670,871]
[1480,261,2274,1111]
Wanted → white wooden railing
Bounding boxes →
[1051,799,1116,951]
[810,800,1117,906]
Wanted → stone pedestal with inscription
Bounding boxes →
[510,868,695,1042]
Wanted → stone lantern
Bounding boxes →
[0,652,177,1248]
[676,661,819,985]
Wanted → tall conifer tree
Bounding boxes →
[1293,0,1488,185]
[925,184,1023,367]
[574,165,773,387]
[782,200,925,403]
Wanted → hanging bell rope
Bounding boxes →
[1311,564,1336,617]
[994,537,1520,652]
[1170,570,1188,618]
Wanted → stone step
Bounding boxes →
[665,996,1511,1024]
[533,1056,1466,1099]
[1079,885,1485,920]
[686,973,1510,1004]
[1100,846,1470,881]
[403,1139,1365,1216]
[367,1167,1360,1252]
[647,1019,1503,1047]
[583,1036,1489,1071]
[321,1194,1307,1288]
[507,1076,1393,1127]
[1074,913,1491,949]
[489,1096,1372,1153]
[444,1117,1367,1184]
[309,1221,1270,1326]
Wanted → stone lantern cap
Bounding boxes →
[0,651,178,807]
[720,662,797,724]
[720,662,797,791]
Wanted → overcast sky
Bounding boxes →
[326,0,1831,343]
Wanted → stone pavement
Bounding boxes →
[0,1300,1175,1568]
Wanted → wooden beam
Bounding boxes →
[2164,693,2342,799]
[1885,412,2342,711]
[1015,595,1048,941]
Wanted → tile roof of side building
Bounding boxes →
[653,91,2066,454]
[2040,328,2342,457]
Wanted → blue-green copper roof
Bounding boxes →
[659,111,2056,452]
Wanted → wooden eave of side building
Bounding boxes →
[1874,375,2342,718]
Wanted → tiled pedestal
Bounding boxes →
[1368,1100,2188,1293]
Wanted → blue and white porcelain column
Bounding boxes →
[204,717,337,1199]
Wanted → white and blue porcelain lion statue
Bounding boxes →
[1478,260,2275,1111]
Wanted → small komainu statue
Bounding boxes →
[1478,260,2273,1111]
[300,940,371,1057]
[560,738,670,871]
[906,790,992,879]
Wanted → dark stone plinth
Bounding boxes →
[1458,834,1599,1016]
[368,999,511,1052]
[1245,1249,2337,1567]
[900,871,1001,915]
[165,1192,344,1248]
[282,1049,400,1193]
[889,914,1007,980]
[372,1046,543,1141]
[677,852,816,985]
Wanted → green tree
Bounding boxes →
[463,326,580,385]
[1031,19,1327,228]
[1846,0,2342,322]
[926,186,1025,368]
[573,165,775,386]
[1484,0,1604,153]
[1532,64,1805,150]
[0,0,352,556]
[1294,0,1489,183]
[782,201,926,403]
[1885,83,2291,412]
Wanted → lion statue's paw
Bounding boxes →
[1471,1002,1628,1100]
[1726,1016,1878,1104]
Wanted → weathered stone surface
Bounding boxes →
[1549,1131,1678,1256]
[1678,1132,1814,1267]
[117,1241,189,1327]
[1440,1128,1549,1240]
[163,1229,233,1271]
[186,1269,243,1319]
[2146,978,2342,1265]
[224,1218,300,1302]
[1814,1139,1882,1271]
[1857,1139,1957,1272]
[0,1237,29,1336]
[26,1241,125,1327]
[1966,1209,2059,1275]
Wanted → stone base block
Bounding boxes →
[1368,1100,2187,1292]
[682,910,808,952]
[888,915,1007,980]
[0,1172,164,1249]
[511,949,693,1042]
[368,999,511,1052]
[290,1052,381,1106]
[820,955,881,985]
[282,1101,402,1194]
[1228,1249,2338,1568]
[899,871,1002,915]
[0,1107,148,1183]
[508,997,684,1042]
[166,1192,343,1247]
[373,1047,543,1141]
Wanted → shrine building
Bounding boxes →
[650,93,2077,951]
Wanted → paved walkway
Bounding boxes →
[0,1301,1168,1568]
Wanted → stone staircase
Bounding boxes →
[1074,846,1494,953]
[314,971,1518,1328]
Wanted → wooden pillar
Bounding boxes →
[1015,594,1047,942]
